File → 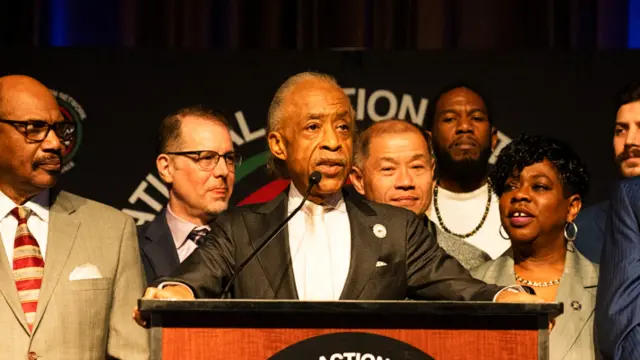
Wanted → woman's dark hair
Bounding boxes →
[489,134,589,199]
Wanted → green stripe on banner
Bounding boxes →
[235,151,269,183]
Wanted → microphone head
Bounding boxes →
[309,171,323,186]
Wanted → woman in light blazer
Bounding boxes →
[471,134,599,360]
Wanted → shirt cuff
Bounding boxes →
[157,281,195,298]
[492,285,527,302]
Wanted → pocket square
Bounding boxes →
[375,261,387,268]
[69,263,102,281]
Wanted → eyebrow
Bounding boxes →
[437,108,486,116]
[531,174,553,181]
[378,157,400,164]
[409,154,428,161]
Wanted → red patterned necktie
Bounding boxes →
[11,206,45,332]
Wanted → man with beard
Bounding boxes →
[137,106,238,283]
[575,82,640,263]
[133,72,541,314]
[0,75,148,359]
[426,85,509,259]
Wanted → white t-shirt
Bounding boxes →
[427,183,509,259]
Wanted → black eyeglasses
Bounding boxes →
[166,150,242,172]
[0,119,76,143]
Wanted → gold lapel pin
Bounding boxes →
[571,301,582,311]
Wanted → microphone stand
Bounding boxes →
[219,172,322,299]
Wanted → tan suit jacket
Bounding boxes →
[471,242,600,360]
[0,190,149,360]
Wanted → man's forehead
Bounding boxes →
[438,89,487,111]
[1,90,61,119]
[369,133,431,158]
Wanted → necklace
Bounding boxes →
[515,273,561,287]
[433,181,492,238]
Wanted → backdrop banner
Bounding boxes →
[1,50,637,224]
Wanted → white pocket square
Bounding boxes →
[375,261,387,268]
[69,263,102,281]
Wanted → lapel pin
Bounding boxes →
[571,301,582,311]
[373,224,387,239]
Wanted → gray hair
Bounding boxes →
[266,71,344,178]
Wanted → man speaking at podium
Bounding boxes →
[135,72,541,313]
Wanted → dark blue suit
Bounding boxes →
[136,210,180,284]
[575,200,609,264]
[596,178,640,359]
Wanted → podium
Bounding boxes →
[139,299,562,360]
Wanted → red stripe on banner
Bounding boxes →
[21,301,38,313]
[15,279,42,291]
[13,257,45,269]
[14,235,40,248]
[237,179,290,205]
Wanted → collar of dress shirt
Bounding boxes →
[287,184,347,214]
[0,189,50,223]
[165,205,211,249]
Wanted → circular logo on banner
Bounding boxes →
[49,89,86,171]
[269,332,434,360]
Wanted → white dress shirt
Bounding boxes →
[287,185,351,300]
[0,190,50,263]
[165,205,210,263]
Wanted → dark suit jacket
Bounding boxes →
[575,200,609,264]
[596,178,640,359]
[159,191,502,300]
[137,210,180,284]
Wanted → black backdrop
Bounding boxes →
[0,50,637,224]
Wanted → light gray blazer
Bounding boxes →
[432,223,493,270]
[0,191,149,360]
[470,242,599,360]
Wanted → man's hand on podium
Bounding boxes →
[132,285,195,327]
[494,291,546,303]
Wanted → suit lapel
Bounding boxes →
[141,210,180,278]
[244,193,297,299]
[339,195,381,300]
[551,244,598,360]
[33,191,79,331]
[0,232,30,332]
[481,253,517,286]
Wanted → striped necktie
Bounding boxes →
[187,227,209,246]
[11,206,44,332]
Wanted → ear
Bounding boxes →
[349,166,366,196]
[565,194,583,223]
[491,126,499,151]
[156,154,174,184]
[268,131,288,161]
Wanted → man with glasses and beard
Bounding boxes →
[574,82,640,264]
[0,75,148,359]
[137,106,239,283]
[426,85,509,260]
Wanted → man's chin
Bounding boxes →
[621,162,640,178]
[32,174,58,189]
[204,201,229,216]
[314,178,346,196]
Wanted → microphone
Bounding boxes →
[219,171,323,299]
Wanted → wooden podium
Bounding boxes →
[139,299,562,360]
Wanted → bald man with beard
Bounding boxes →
[0,75,148,359]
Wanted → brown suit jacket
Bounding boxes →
[160,190,502,301]
[0,190,149,360]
